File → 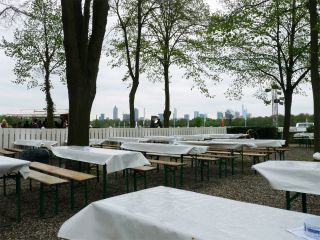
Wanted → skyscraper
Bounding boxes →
[173,108,177,119]
[217,112,223,119]
[194,111,199,119]
[134,108,139,121]
[184,114,190,121]
[99,113,105,121]
[113,106,118,120]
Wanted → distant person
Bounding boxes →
[1,119,8,128]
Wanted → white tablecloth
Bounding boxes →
[58,186,313,240]
[294,133,314,139]
[203,133,249,139]
[51,146,150,173]
[177,140,256,150]
[313,152,320,160]
[0,156,30,178]
[143,136,185,143]
[210,139,285,148]
[121,142,208,155]
[14,139,58,149]
[253,161,320,195]
[107,137,146,143]
[89,139,108,145]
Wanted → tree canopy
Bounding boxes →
[1,0,65,128]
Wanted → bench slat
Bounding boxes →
[30,162,96,182]
[148,159,186,167]
[28,170,69,185]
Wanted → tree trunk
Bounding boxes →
[68,82,92,146]
[129,81,139,127]
[308,0,320,152]
[282,89,293,146]
[61,0,109,146]
[163,63,171,127]
[44,70,54,128]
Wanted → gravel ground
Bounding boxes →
[0,145,319,239]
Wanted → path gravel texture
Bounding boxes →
[0,145,318,239]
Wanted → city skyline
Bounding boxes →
[0,0,314,120]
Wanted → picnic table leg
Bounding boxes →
[103,165,108,198]
[39,183,45,217]
[180,165,184,187]
[302,193,307,213]
[230,150,235,175]
[84,181,88,205]
[55,185,59,215]
[16,174,21,222]
[70,181,75,210]
[3,176,6,196]
[173,168,176,188]
[200,160,204,181]
[143,172,147,189]
[164,166,168,186]
[285,191,291,210]
[125,169,129,193]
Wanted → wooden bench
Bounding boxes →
[198,154,238,177]
[28,170,69,216]
[30,162,96,209]
[4,147,23,153]
[0,149,16,157]
[275,147,290,160]
[130,166,156,191]
[185,155,221,181]
[206,150,241,156]
[242,152,267,173]
[148,159,186,187]
[146,152,181,162]
[102,144,119,150]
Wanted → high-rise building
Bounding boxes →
[184,114,190,121]
[217,112,223,119]
[194,111,199,119]
[113,106,118,120]
[134,108,139,121]
[158,113,164,121]
[123,113,130,121]
[225,109,234,119]
[99,113,105,121]
[234,111,240,119]
[173,108,177,120]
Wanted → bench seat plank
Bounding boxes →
[30,162,96,182]
[28,170,68,185]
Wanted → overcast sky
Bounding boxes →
[0,1,313,120]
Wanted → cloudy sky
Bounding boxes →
[0,1,313,120]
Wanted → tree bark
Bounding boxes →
[129,81,139,127]
[44,69,54,128]
[282,89,293,146]
[129,0,142,128]
[61,0,109,146]
[308,0,320,152]
[163,63,171,127]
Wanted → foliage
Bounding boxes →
[209,0,310,100]
[1,0,65,128]
[1,0,65,89]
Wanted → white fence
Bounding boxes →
[0,127,226,148]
